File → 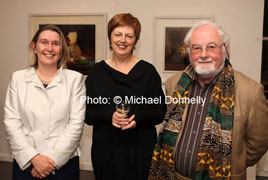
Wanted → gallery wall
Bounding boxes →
[0,0,266,179]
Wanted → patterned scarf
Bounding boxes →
[149,60,234,180]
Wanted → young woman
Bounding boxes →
[4,24,85,180]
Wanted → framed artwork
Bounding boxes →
[29,13,107,75]
[153,15,214,83]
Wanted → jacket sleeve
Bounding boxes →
[84,74,114,126]
[246,84,268,166]
[48,74,86,169]
[131,67,167,128]
[165,71,182,96]
[85,104,114,125]
[4,73,38,170]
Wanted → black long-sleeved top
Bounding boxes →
[85,60,166,180]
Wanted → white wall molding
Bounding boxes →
[80,162,93,171]
[0,153,93,171]
[0,153,13,162]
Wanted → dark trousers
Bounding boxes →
[12,156,80,180]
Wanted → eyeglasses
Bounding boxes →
[189,43,225,55]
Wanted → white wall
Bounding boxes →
[0,0,266,179]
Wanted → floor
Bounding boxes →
[1,160,268,180]
[0,161,95,180]
[258,177,268,180]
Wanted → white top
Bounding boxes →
[4,67,86,170]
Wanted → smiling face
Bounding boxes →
[31,30,61,68]
[110,26,136,57]
[189,24,226,78]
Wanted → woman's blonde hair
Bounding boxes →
[30,24,69,69]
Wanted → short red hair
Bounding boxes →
[108,13,141,49]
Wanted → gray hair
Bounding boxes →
[184,20,230,46]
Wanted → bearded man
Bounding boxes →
[149,21,268,180]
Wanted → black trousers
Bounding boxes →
[12,156,80,180]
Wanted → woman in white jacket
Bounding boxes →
[4,24,86,180]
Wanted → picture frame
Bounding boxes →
[153,15,214,83]
[29,13,107,75]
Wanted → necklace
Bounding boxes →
[36,70,58,84]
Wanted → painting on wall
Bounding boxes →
[153,15,214,83]
[165,27,190,71]
[30,13,107,75]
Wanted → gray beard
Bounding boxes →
[191,58,225,78]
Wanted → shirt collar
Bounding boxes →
[192,71,219,85]
[25,67,64,87]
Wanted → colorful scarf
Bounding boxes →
[149,60,234,180]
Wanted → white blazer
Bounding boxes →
[4,67,86,170]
